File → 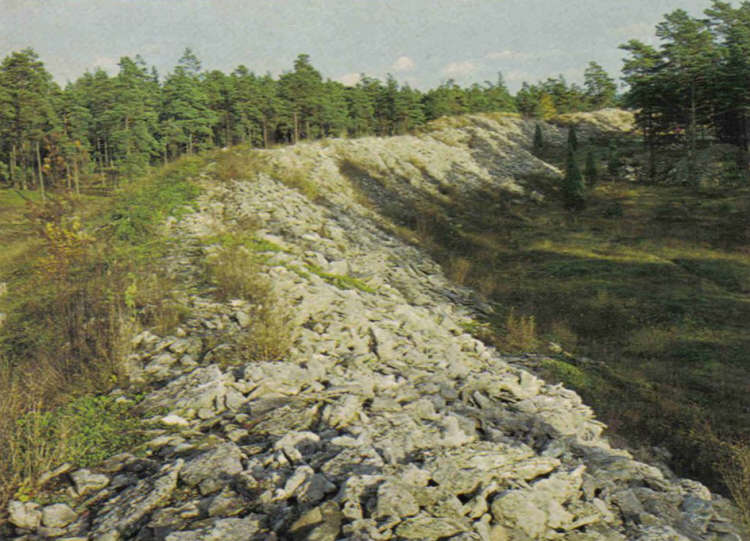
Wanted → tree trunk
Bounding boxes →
[293,111,299,144]
[35,141,45,201]
[96,138,103,173]
[65,161,72,191]
[22,147,29,191]
[104,139,110,173]
[688,81,697,186]
[262,118,269,149]
[73,156,80,196]
[737,109,749,174]
[225,112,231,146]
[646,112,656,183]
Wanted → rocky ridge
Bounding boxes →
[4,112,743,540]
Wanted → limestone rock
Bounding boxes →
[41,503,77,528]
[180,442,244,494]
[91,460,182,537]
[70,468,110,497]
[8,500,42,530]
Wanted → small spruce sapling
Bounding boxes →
[533,123,544,155]
[585,149,598,186]
[567,124,578,152]
[563,149,586,211]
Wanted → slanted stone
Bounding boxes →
[8,500,42,530]
[374,480,420,519]
[395,514,467,539]
[91,460,182,537]
[42,503,77,528]
[180,442,244,495]
[71,469,110,497]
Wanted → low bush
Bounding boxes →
[502,308,538,352]
[203,238,293,362]
[721,442,750,526]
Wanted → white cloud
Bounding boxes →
[485,50,531,61]
[337,72,362,86]
[392,56,415,72]
[440,60,478,78]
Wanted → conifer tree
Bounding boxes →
[567,124,578,151]
[563,149,586,211]
[585,149,598,186]
[533,123,544,154]
[583,61,617,109]
[607,139,622,179]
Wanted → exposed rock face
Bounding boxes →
[4,112,741,540]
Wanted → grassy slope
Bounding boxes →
[329,118,748,495]
[0,156,204,509]
[399,136,750,492]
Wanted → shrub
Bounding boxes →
[203,243,293,362]
[204,246,271,303]
[448,257,472,285]
[0,380,143,505]
[720,442,750,526]
[503,308,538,351]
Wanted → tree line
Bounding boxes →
[622,0,750,182]
[0,47,618,193]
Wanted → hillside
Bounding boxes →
[1,112,746,540]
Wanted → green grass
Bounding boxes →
[307,264,376,293]
[11,394,145,502]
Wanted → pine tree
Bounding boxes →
[161,48,217,156]
[0,48,58,192]
[568,124,578,151]
[533,123,544,154]
[585,149,598,186]
[584,61,617,110]
[278,54,324,142]
[563,149,586,211]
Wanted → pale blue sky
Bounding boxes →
[1,0,715,91]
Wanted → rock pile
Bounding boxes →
[4,112,742,540]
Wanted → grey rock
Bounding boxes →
[181,442,244,494]
[140,365,230,416]
[374,480,420,519]
[8,500,42,530]
[70,469,110,497]
[166,514,262,540]
[289,501,343,541]
[206,488,246,517]
[42,503,77,528]
[91,460,182,537]
[395,514,468,539]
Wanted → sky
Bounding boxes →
[1,0,717,92]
